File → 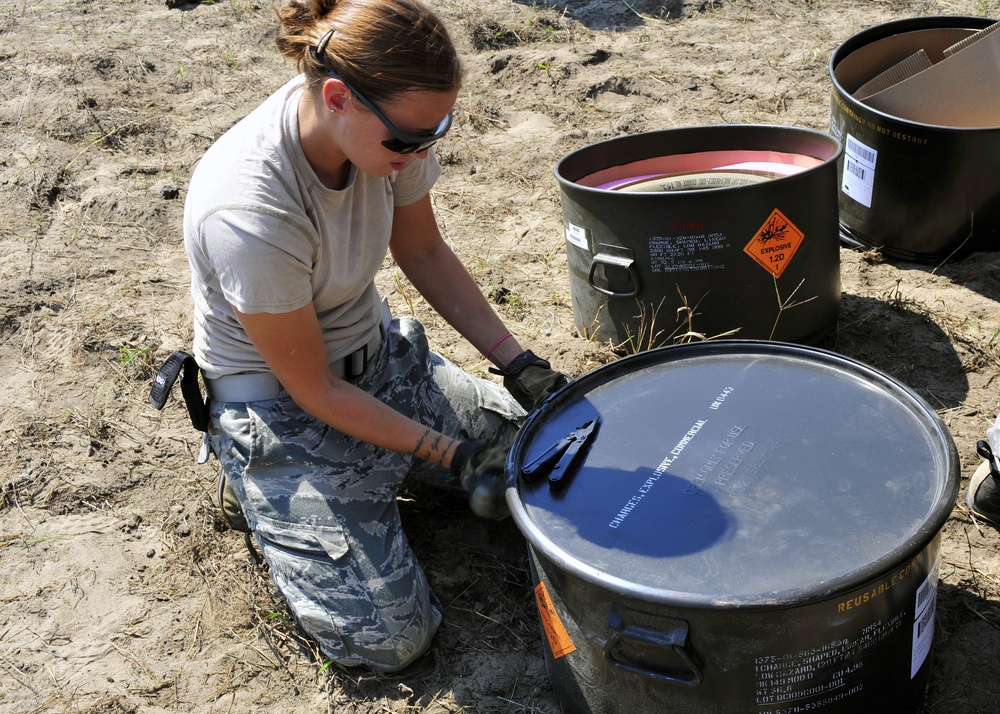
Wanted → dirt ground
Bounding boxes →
[3,0,1000,712]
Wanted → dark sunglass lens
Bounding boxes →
[381,138,409,154]
[382,138,437,155]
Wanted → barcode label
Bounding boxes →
[915,576,933,611]
[841,134,877,208]
[916,598,934,638]
[846,135,877,164]
[565,222,589,250]
[911,555,939,678]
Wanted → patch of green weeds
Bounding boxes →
[118,344,154,368]
[977,0,1000,16]
[987,324,1000,349]
[488,284,523,310]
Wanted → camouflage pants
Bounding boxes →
[207,316,525,672]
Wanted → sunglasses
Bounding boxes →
[327,71,452,155]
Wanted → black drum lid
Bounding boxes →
[507,341,959,607]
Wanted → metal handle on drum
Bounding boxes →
[604,611,703,687]
[588,245,640,298]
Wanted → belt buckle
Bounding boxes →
[344,344,368,380]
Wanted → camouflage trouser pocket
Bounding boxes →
[467,370,526,443]
[252,511,441,673]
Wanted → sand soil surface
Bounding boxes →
[3,0,1000,712]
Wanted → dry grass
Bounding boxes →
[2,1,1000,712]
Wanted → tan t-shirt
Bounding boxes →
[184,76,441,379]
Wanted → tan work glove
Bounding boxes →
[450,440,510,521]
[491,349,570,410]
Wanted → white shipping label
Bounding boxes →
[842,134,878,208]
[565,222,589,250]
[911,555,939,678]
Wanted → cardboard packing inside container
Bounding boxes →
[833,27,977,92]
[853,50,932,101]
[836,21,1000,128]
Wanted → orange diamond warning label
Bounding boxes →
[743,208,804,278]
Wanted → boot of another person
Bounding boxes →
[216,470,262,564]
[967,459,1000,525]
[217,470,250,533]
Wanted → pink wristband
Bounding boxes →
[486,332,514,361]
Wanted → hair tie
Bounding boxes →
[486,332,514,361]
[312,27,335,62]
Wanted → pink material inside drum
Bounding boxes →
[577,149,823,190]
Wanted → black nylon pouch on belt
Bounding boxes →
[149,350,209,432]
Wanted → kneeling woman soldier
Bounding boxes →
[183,0,566,673]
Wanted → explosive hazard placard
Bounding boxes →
[743,208,804,278]
[534,582,576,659]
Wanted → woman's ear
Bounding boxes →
[322,77,351,114]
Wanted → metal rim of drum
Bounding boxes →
[556,124,842,190]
